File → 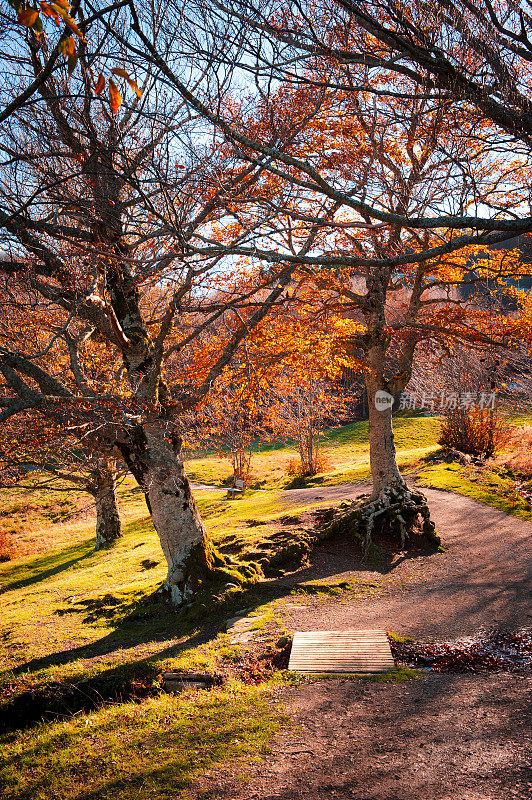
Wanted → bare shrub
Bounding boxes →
[438,409,508,457]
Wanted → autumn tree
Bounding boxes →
[259,303,350,478]
[122,0,532,548]
[0,282,127,549]
[0,417,124,550]
[0,13,311,604]
[201,385,264,489]
[179,278,356,480]
[0,0,130,122]
[180,364,265,491]
[332,0,532,153]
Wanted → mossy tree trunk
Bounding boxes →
[143,423,223,604]
[358,344,439,550]
[88,462,122,550]
[117,422,256,605]
[89,203,245,604]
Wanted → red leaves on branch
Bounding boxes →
[94,74,105,96]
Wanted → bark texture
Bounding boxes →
[367,373,403,498]
[359,373,440,550]
[124,424,257,605]
[144,423,214,604]
[88,464,122,550]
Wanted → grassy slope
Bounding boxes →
[2,411,532,799]
[186,413,443,489]
[0,481,294,799]
[417,461,532,520]
[2,684,282,800]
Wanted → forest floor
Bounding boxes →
[1,415,532,799]
[187,484,532,800]
[189,671,532,800]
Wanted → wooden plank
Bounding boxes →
[288,629,395,674]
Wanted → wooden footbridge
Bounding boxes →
[288,629,395,673]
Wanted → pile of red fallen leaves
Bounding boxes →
[389,628,532,673]
[222,638,293,685]
[234,653,276,684]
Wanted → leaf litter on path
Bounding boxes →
[390,627,532,672]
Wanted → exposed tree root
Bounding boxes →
[327,482,440,555]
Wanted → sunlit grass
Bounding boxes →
[416,461,532,522]
[0,681,284,800]
[3,411,532,798]
[186,414,443,489]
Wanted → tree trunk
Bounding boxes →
[89,465,122,550]
[141,424,253,605]
[358,365,440,550]
[367,373,404,498]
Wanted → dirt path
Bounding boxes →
[192,672,532,800]
[189,484,532,800]
[275,484,532,638]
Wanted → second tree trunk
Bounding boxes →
[89,464,122,550]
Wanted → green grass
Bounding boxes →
[0,487,335,677]
[186,413,443,490]
[360,666,421,683]
[386,632,413,644]
[0,681,284,800]
[0,470,336,799]
[0,487,295,800]
[416,461,532,522]
[301,666,420,683]
[3,410,532,797]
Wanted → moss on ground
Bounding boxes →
[387,632,414,644]
[0,681,285,800]
[416,462,532,522]
[300,666,421,684]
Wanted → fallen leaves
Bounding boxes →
[390,628,532,673]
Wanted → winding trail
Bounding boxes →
[190,484,532,800]
[275,484,532,639]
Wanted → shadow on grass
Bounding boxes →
[1,591,213,733]
[7,590,187,676]
[0,520,443,736]
[0,655,163,735]
[0,493,444,737]
[0,541,94,595]
[5,510,440,674]
[1,572,291,734]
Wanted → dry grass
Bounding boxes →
[0,483,90,560]
[492,424,532,477]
